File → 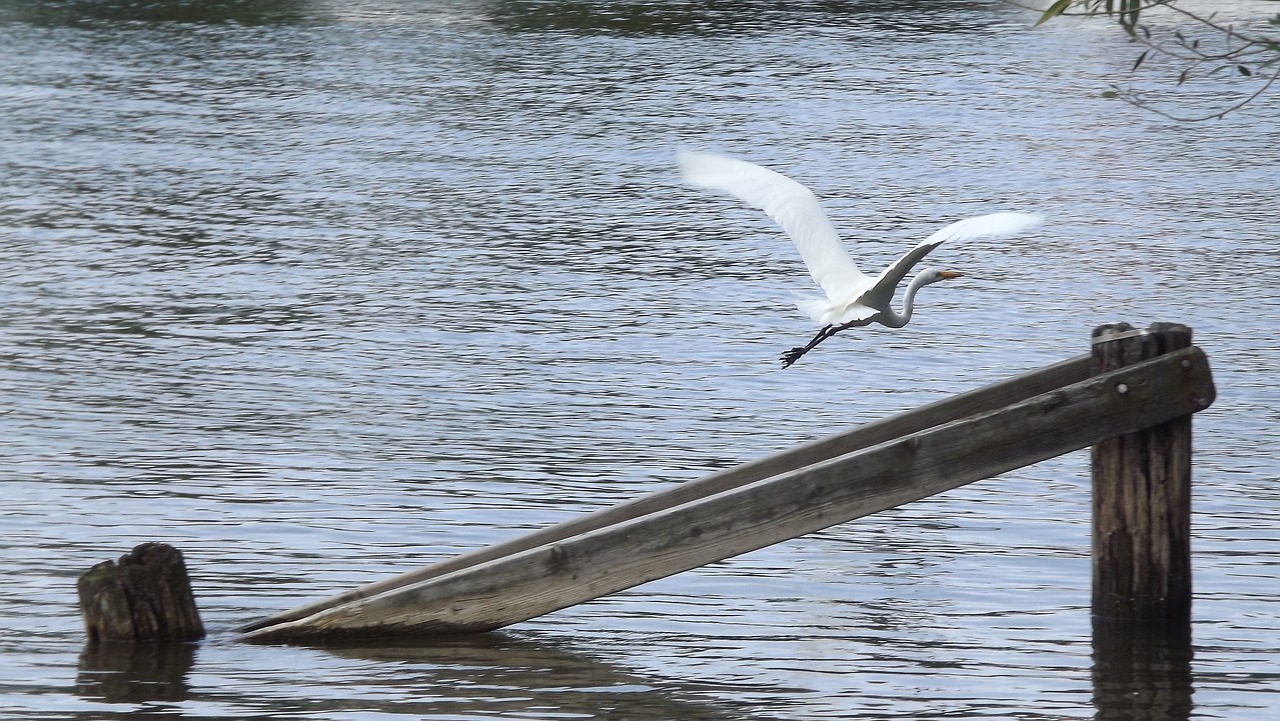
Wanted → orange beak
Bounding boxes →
[939,271,964,280]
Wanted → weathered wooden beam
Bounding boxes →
[243,346,1212,641]
[239,353,1091,633]
[77,543,205,643]
[1091,322,1195,624]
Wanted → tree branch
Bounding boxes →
[1015,0,1280,120]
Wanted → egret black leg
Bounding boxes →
[781,324,835,368]
[780,322,853,368]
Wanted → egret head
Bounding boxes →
[921,268,963,286]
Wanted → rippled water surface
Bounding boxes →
[3,1,1279,719]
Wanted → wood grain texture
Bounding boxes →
[1091,323,1195,624]
[244,347,1212,641]
[239,354,1091,633]
[77,543,205,643]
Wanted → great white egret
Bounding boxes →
[677,150,1042,367]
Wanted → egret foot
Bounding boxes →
[780,322,859,368]
[780,346,808,368]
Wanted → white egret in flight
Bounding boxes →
[677,150,1042,367]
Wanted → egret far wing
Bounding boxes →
[678,151,870,301]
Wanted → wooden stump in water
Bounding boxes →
[1090,322,1196,625]
[77,543,205,643]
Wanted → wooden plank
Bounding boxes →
[243,346,1212,641]
[239,353,1091,633]
[1091,322,1194,624]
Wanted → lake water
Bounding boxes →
[3,1,1279,719]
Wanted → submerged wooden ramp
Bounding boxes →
[240,323,1214,642]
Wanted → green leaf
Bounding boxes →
[1101,90,1119,98]
[1132,50,1149,71]
[1036,0,1074,27]
[1238,64,1253,76]
[1118,0,1141,35]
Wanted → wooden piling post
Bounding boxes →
[1090,322,1196,625]
[77,543,205,643]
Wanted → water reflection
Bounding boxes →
[313,634,745,720]
[1091,621,1193,721]
[0,0,1028,33]
[72,634,745,720]
[76,640,197,705]
[484,0,1011,35]
[0,0,312,25]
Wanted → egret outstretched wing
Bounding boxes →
[677,150,870,301]
[869,212,1044,298]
